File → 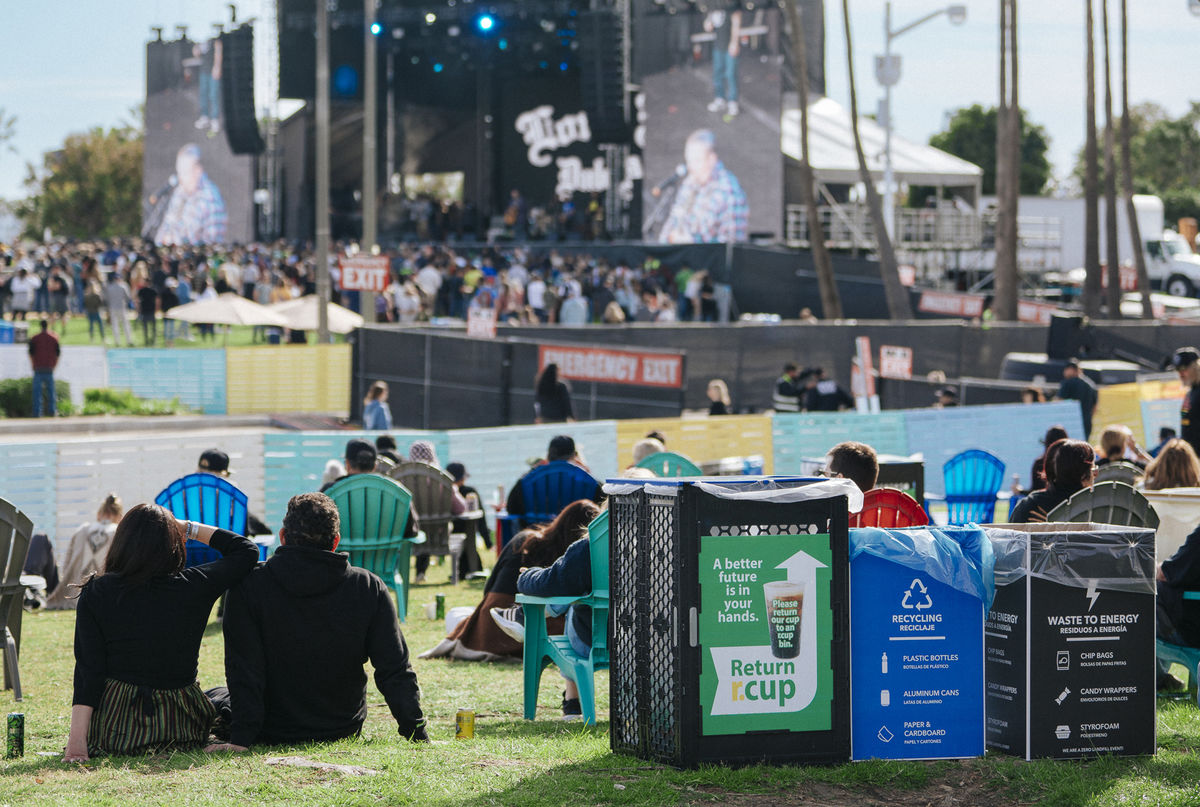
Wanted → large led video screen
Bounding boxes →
[635,1,785,243]
[142,36,255,245]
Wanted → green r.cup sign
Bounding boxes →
[699,533,834,736]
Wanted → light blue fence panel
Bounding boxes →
[446,422,618,532]
[1142,399,1181,446]
[106,349,227,414]
[0,442,57,541]
[263,430,448,531]
[904,401,1084,497]
[772,412,910,474]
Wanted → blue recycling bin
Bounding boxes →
[849,526,994,760]
[0,322,14,344]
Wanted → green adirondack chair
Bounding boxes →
[1043,481,1160,528]
[323,474,422,622]
[635,451,702,477]
[517,509,609,726]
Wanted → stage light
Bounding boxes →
[369,21,382,35]
[333,64,359,96]
[559,61,568,71]
[448,24,461,36]
[498,37,508,49]
[477,14,495,32]
[425,12,437,24]
[434,62,444,72]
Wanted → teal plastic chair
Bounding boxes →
[930,449,1005,525]
[155,473,249,566]
[635,451,702,477]
[324,474,422,622]
[517,509,609,726]
[1157,625,1200,706]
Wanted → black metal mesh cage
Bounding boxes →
[609,480,850,767]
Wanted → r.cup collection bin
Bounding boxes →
[983,523,1156,760]
[606,476,861,767]
[849,526,994,760]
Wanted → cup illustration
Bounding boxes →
[764,580,805,659]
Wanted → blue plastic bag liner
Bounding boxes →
[984,523,1155,596]
[602,476,862,512]
[850,525,995,609]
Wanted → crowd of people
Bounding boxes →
[0,238,728,346]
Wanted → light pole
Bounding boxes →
[876,3,967,239]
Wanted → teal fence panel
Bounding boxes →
[0,442,58,541]
[772,411,909,474]
[106,349,227,414]
[904,401,1084,496]
[263,430,449,532]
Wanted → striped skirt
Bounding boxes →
[88,678,216,757]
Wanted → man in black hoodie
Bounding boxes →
[205,492,428,750]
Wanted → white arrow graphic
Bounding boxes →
[777,548,828,589]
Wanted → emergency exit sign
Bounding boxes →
[339,256,390,292]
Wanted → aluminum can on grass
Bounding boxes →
[6,713,23,758]
[455,708,475,739]
[435,593,446,620]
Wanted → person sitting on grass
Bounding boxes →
[1009,439,1095,524]
[490,503,608,721]
[64,505,259,762]
[823,441,879,493]
[420,499,600,663]
[205,493,428,751]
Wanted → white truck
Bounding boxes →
[982,194,1200,296]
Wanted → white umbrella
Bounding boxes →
[165,292,289,327]
[268,294,365,334]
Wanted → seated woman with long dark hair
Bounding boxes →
[1010,439,1097,523]
[420,499,600,662]
[64,504,259,761]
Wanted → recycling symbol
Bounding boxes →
[901,578,933,610]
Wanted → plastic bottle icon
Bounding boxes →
[881,689,890,707]
[881,652,888,674]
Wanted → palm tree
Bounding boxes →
[1101,0,1122,318]
[841,0,911,319]
[786,0,841,318]
[1120,0,1153,318]
[993,0,1019,321]
[1082,0,1102,318]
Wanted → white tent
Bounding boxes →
[781,96,983,199]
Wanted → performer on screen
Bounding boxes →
[156,144,228,246]
[193,37,223,134]
[657,129,748,244]
[705,1,743,117]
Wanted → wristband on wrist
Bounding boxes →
[185,520,199,542]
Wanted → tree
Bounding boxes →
[919,104,1051,201]
[18,124,143,239]
[1120,0,1153,319]
[841,0,911,319]
[1082,0,1102,319]
[785,0,841,319]
[0,108,15,157]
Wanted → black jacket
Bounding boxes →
[222,545,425,746]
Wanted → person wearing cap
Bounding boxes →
[447,461,492,577]
[1173,348,1200,457]
[803,367,854,412]
[934,387,959,408]
[197,449,271,536]
[1057,359,1098,440]
[319,438,421,535]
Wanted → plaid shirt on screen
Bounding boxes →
[659,161,748,243]
[158,175,228,245]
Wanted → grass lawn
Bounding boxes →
[3,560,1200,806]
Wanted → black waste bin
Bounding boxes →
[607,476,854,767]
[984,523,1156,760]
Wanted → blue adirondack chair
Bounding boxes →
[155,473,250,567]
[635,451,703,477]
[937,449,1005,525]
[498,460,600,548]
[517,509,609,726]
[323,474,422,622]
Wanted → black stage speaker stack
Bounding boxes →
[221,24,264,155]
[578,10,629,144]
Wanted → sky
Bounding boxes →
[0,0,1198,202]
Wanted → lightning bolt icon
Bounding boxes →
[1085,580,1100,612]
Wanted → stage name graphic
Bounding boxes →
[514,104,644,201]
[515,105,592,168]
